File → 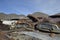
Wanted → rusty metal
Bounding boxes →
[27,12,49,23]
[27,15,39,22]
[14,19,34,31]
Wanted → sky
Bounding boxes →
[0,0,60,15]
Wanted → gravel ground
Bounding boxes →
[18,31,60,40]
[7,31,60,40]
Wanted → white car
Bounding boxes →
[35,23,60,33]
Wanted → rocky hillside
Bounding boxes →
[0,13,28,20]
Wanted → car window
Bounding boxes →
[38,23,52,29]
[16,23,29,28]
[52,25,58,30]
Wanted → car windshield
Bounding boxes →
[38,23,52,29]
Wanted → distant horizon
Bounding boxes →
[0,11,59,16]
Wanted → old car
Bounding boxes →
[35,22,60,33]
[8,17,34,31]
[14,19,34,31]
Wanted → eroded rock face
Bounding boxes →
[0,31,10,40]
[0,24,10,30]
[7,32,42,40]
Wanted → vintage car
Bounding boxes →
[14,19,34,31]
[9,17,34,31]
[1,16,34,30]
[35,23,60,33]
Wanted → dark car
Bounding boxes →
[35,23,60,33]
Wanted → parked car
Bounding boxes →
[35,23,60,33]
[15,19,34,29]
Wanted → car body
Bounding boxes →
[35,23,60,33]
[15,19,34,29]
[8,19,34,30]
